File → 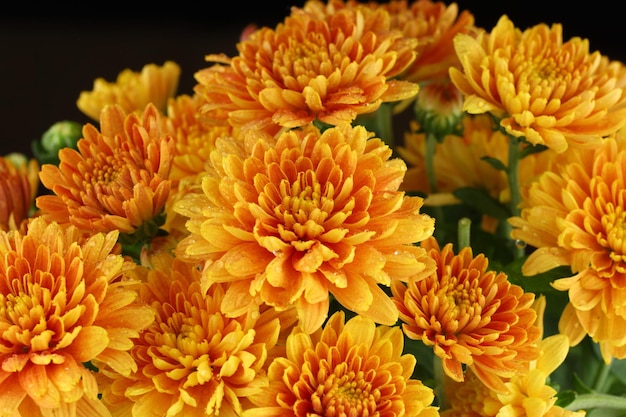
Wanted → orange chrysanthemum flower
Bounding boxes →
[244,310,440,417]
[175,123,435,334]
[194,0,419,135]
[0,217,154,417]
[76,61,181,121]
[509,135,626,362]
[441,297,585,417]
[392,237,541,393]
[0,153,39,232]
[36,103,174,236]
[449,15,626,153]
[100,252,293,417]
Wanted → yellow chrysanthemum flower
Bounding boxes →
[244,310,440,417]
[509,135,626,362]
[0,217,154,417]
[194,0,419,135]
[36,103,174,237]
[77,61,181,121]
[392,237,541,393]
[175,123,435,334]
[100,252,292,417]
[0,153,39,232]
[449,15,626,153]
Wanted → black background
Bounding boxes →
[1,2,623,158]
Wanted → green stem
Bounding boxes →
[506,135,524,259]
[593,359,614,393]
[565,393,626,412]
[433,355,448,410]
[458,217,471,250]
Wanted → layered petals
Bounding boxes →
[245,311,439,417]
[175,123,435,333]
[195,0,419,135]
[450,15,626,152]
[36,103,174,236]
[510,135,626,361]
[0,217,154,417]
[392,237,541,393]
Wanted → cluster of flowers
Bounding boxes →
[2,0,626,416]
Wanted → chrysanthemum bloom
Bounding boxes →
[194,1,419,135]
[244,310,440,417]
[100,252,294,417]
[175,123,435,334]
[449,15,626,153]
[36,103,174,238]
[391,236,541,393]
[0,217,154,417]
[509,135,626,362]
[441,297,585,417]
[0,153,39,232]
[76,61,181,121]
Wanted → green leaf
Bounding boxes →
[480,155,507,171]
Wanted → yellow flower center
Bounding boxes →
[435,271,485,336]
[602,204,626,271]
[280,171,330,243]
[311,366,377,415]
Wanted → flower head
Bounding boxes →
[449,15,626,153]
[77,61,181,121]
[0,217,154,417]
[392,237,541,393]
[0,153,39,232]
[244,310,440,417]
[194,0,419,135]
[36,103,174,237]
[175,123,435,334]
[441,298,584,417]
[509,135,626,362]
[100,252,291,417]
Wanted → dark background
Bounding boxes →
[1,2,623,158]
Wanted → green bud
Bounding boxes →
[32,120,82,165]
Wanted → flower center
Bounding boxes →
[311,369,377,416]
[602,205,626,271]
[279,171,334,243]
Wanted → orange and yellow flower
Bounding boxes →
[77,61,181,121]
[440,297,585,417]
[244,310,440,417]
[194,0,419,135]
[0,217,154,417]
[392,237,541,393]
[509,135,626,362]
[175,123,435,334]
[449,15,626,153]
[36,103,174,237]
[0,153,39,232]
[100,252,291,417]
